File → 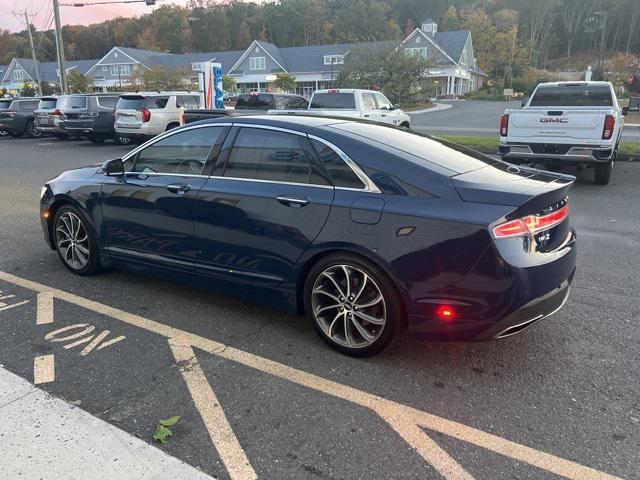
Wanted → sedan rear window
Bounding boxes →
[65,96,88,109]
[330,123,495,175]
[530,84,613,107]
[310,93,356,109]
[116,96,145,110]
[235,94,274,110]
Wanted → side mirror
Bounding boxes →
[622,106,629,116]
[102,158,124,176]
[393,103,400,110]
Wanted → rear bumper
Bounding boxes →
[407,228,577,341]
[499,143,614,163]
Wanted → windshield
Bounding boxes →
[116,96,145,110]
[235,94,274,109]
[310,93,356,109]
[330,123,496,175]
[38,98,57,109]
[530,85,613,107]
[0,100,11,110]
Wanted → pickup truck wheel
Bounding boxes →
[400,121,410,128]
[594,161,612,185]
[166,123,180,132]
[115,135,132,145]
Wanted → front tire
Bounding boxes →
[53,206,100,275]
[304,253,402,357]
[26,120,42,138]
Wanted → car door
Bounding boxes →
[194,125,334,286]
[373,93,397,125]
[361,92,380,122]
[101,125,228,271]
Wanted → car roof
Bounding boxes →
[192,114,346,130]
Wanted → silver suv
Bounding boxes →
[114,92,200,143]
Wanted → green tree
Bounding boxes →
[222,74,237,93]
[143,65,187,91]
[20,82,36,97]
[338,45,434,106]
[274,72,296,92]
[441,6,461,31]
[67,70,94,93]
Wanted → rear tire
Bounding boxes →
[53,205,100,276]
[594,160,613,185]
[304,253,402,357]
[26,120,42,138]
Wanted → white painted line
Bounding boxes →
[33,354,55,384]
[0,300,29,312]
[37,292,54,325]
[45,324,95,342]
[0,271,622,480]
[169,339,257,480]
[0,295,16,300]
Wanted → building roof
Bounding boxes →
[434,30,470,63]
[117,47,167,66]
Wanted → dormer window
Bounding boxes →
[422,19,437,34]
[323,55,344,65]
[249,57,266,70]
[13,69,24,81]
[416,36,421,43]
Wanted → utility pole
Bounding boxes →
[53,0,67,94]
[23,12,43,96]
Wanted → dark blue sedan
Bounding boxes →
[40,116,576,356]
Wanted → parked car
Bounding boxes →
[235,92,308,110]
[0,97,42,138]
[40,116,576,357]
[308,89,411,127]
[0,98,12,136]
[499,81,625,185]
[34,96,68,139]
[114,92,200,143]
[61,94,120,143]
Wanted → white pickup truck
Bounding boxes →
[307,89,411,127]
[499,81,627,185]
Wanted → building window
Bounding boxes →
[102,66,107,71]
[249,57,266,71]
[323,55,344,65]
[416,36,421,43]
[406,47,428,57]
[191,63,200,71]
[110,65,131,76]
[13,69,24,81]
[237,82,259,93]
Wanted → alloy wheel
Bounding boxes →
[29,124,42,137]
[311,264,386,348]
[55,212,90,270]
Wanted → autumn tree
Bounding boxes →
[441,6,461,31]
[142,65,188,91]
[560,0,596,58]
[67,70,94,93]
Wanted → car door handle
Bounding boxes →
[166,183,191,194]
[381,114,387,117]
[276,196,309,207]
[363,114,370,118]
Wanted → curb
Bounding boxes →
[408,103,453,115]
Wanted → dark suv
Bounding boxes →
[0,98,12,136]
[234,92,309,110]
[0,97,42,138]
[34,96,68,139]
[62,94,121,143]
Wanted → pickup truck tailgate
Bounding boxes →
[507,109,609,144]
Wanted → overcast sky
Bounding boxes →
[0,0,192,33]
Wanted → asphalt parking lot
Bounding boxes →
[0,136,638,479]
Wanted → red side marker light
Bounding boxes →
[436,306,456,320]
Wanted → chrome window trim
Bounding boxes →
[123,172,210,179]
[233,123,308,137]
[307,134,381,194]
[120,123,233,162]
[210,175,334,190]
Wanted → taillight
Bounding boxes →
[141,108,151,122]
[492,204,569,239]
[602,114,615,140]
[51,109,62,116]
[500,114,509,136]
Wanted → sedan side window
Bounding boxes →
[310,139,365,189]
[132,127,223,175]
[224,127,328,185]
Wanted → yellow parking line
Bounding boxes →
[33,354,55,384]
[37,292,54,325]
[169,338,257,480]
[0,271,622,480]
